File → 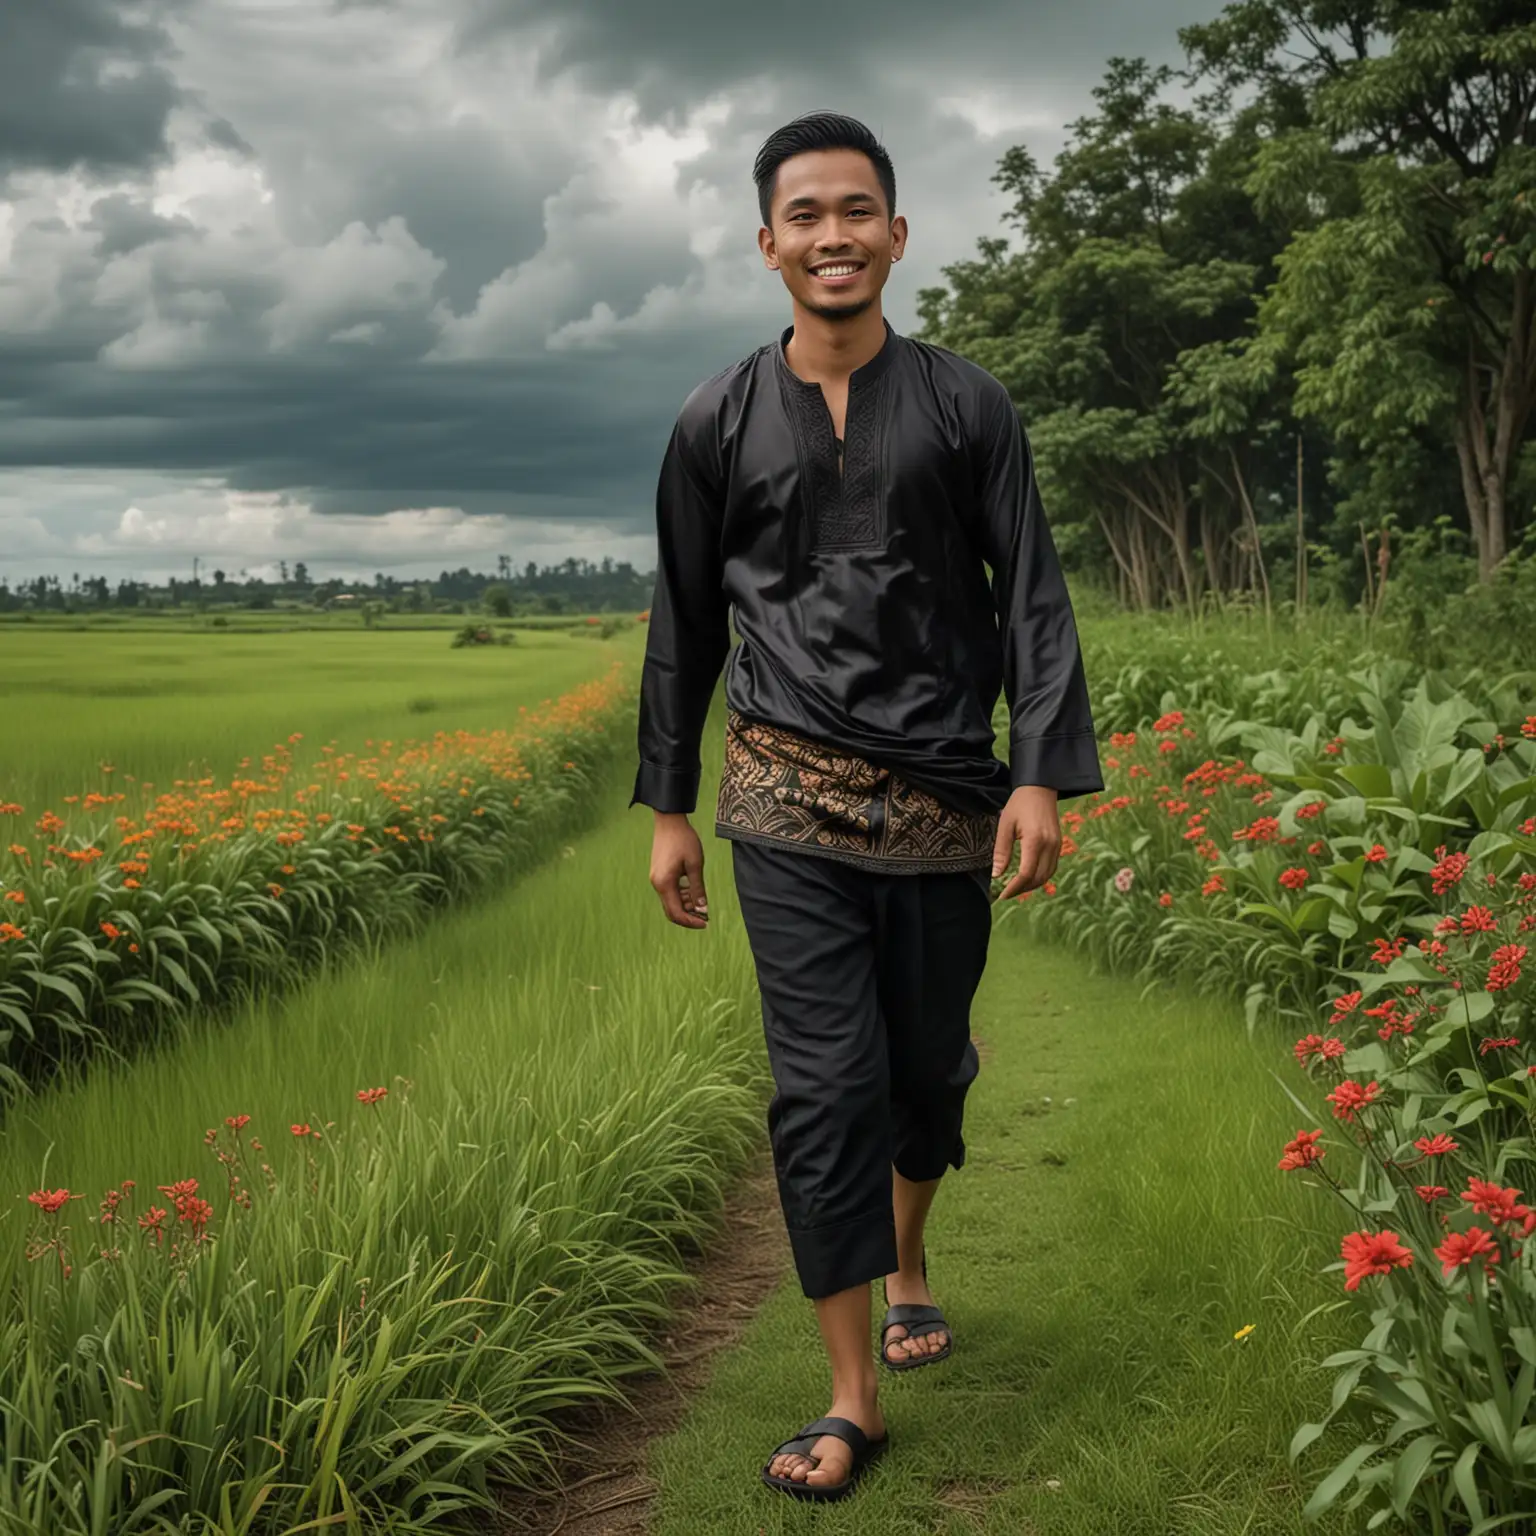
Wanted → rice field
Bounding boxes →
[0,624,646,812]
[2,609,1467,1533]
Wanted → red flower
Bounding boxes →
[1201,875,1225,896]
[1522,716,1536,740]
[1329,990,1363,1024]
[1478,1035,1520,1056]
[1461,905,1497,934]
[1461,1178,1534,1233]
[1153,711,1185,732]
[1157,892,1173,908]
[27,1188,82,1216]
[1341,1230,1413,1291]
[1234,816,1280,844]
[177,1196,214,1240]
[1415,1134,1459,1158]
[1279,867,1310,891]
[1415,1185,1449,1203]
[356,1086,388,1106]
[1434,1226,1499,1278]
[1327,1079,1380,1122]
[1296,800,1327,821]
[1487,944,1527,992]
[1294,1033,1346,1066]
[1430,850,1469,895]
[1364,844,1388,863]
[1278,1129,1325,1171]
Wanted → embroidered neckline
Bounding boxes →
[775,318,899,391]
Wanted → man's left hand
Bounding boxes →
[992,785,1061,901]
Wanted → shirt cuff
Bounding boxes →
[630,759,701,814]
[1009,731,1105,801]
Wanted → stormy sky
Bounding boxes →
[0,0,1204,587]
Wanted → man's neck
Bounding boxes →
[783,304,887,384]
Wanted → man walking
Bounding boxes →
[632,111,1103,1501]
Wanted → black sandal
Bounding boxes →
[879,1250,952,1372]
[760,1415,888,1502]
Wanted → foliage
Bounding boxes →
[0,666,632,1099]
[1002,642,1536,1526]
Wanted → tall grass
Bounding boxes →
[0,737,766,1533]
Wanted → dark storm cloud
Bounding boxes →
[0,0,1211,578]
[0,0,191,177]
[85,193,198,260]
[457,0,1191,122]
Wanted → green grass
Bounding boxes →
[0,624,645,811]
[0,737,768,1531]
[646,904,1365,1534]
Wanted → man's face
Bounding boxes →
[759,147,907,323]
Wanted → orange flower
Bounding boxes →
[356,1086,388,1106]
[27,1188,82,1216]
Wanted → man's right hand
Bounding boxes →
[650,812,709,929]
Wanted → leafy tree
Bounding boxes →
[1184,0,1536,579]
[918,58,1295,610]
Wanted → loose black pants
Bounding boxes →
[728,838,992,1300]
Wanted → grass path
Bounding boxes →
[644,874,1367,1533]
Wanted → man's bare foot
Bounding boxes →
[766,1390,885,1488]
[881,1269,949,1364]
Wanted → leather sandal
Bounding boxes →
[879,1248,952,1372]
[760,1415,889,1502]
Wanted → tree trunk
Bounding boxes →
[1456,271,1533,580]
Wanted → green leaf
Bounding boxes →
[1340,764,1394,799]
[1303,1441,1382,1519]
[19,969,87,1015]
[1290,1421,1329,1462]
[1390,1435,1446,1518]
[1452,1440,1485,1524]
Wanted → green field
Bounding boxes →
[11,610,1503,1531]
[0,623,646,812]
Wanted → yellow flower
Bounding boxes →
[1233,1323,1256,1342]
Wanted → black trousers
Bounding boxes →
[728,838,992,1300]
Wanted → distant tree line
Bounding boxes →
[0,555,654,617]
[916,1,1536,612]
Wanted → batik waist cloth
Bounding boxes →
[715,709,999,876]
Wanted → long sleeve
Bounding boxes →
[629,415,731,814]
[974,384,1104,800]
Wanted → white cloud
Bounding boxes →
[0,469,655,584]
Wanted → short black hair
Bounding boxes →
[752,112,896,229]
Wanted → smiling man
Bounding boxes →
[631,111,1103,1502]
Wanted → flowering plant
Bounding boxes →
[1278,859,1536,1527]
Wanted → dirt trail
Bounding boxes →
[494,1156,788,1536]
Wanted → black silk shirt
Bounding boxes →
[630,318,1103,819]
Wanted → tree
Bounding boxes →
[293,561,309,587]
[917,57,1292,610]
[1183,0,1536,580]
[213,569,226,587]
[481,582,512,618]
